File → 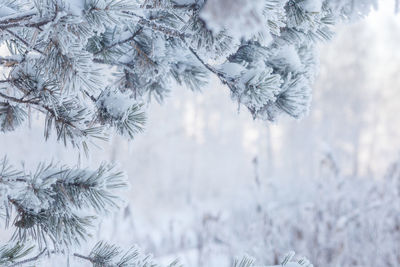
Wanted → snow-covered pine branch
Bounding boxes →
[0,157,126,262]
[0,0,378,147]
[0,0,379,265]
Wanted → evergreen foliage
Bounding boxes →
[0,0,378,265]
[0,157,127,265]
[0,0,377,140]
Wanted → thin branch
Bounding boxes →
[0,56,21,67]
[7,81,84,132]
[83,90,97,103]
[172,3,200,11]
[73,253,94,263]
[7,248,47,267]
[119,11,235,91]
[0,10,36,25]
[0,57,19,62]
[122,11,187,39]
[188,46,236,86]
[0,91,37,104]
[141,2,199,10]
[0,7,58,30]
[0,79,13,83]
[93,58,135,70]
[4,29,44,55]
[41,105,84,132]
[131,40,156,67]
[0,175,28,183]
[188,47,218,76]
[0,89,82,133]
[93,28,143,56]
[0,18,55,30]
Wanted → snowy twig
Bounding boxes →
[7,248,47,267]
[4,29,44,55]
[188,46,237,87]
[0,11,36,25]
[122,11,188,39]
[73,253,95,263]
[93,28,143,56]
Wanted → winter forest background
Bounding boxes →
[1,0,400,266]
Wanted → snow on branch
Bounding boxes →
[0,157,127,252]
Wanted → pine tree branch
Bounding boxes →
[4,29,44,55]
[122,11,187,39]
[0,91,37,104]
[73,253,94,263]
[7,248,47,267]
[131,40,156,67]
[172,3,200,11]
[7,196,24,215]
[93,28,143,56]
[3,80,86,133]
[0,175,28,183]
[94,38,154,69]
[93,58,135,70]
[0,11,36,25]
[41,105,84,133]
[0,6,58,30]
[0,18,56,30]
[188,47,219,77]
[0,89,83,134]
[0,57,21,67]
[116,11,235,94]
[83,90,97,102]
[140,2,199,11]
[3,162,125,250]
[188,46,237,87]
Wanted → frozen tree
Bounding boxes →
[0,0,379,265]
